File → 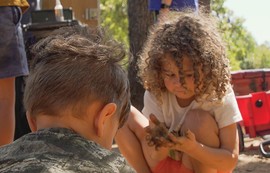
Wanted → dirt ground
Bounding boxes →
[234,137,270,173]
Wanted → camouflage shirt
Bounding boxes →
[0,128,135,173]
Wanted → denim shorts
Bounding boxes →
[0,6,29,78]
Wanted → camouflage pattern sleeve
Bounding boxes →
[0,128,136,173]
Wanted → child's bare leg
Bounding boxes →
[181,109,220,173]
[115,106,152,173]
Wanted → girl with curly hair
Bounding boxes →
[116,10,242,173]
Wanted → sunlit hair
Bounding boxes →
[138,9,230,103]
[24,26,130,128]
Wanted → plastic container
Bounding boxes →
[54,0,64,21]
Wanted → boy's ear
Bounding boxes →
[94,103,117,137]
[26,111,37,132]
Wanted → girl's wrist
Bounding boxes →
[183,141,202,154]
[187,142,204,157]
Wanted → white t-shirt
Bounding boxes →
[142,87,242,132]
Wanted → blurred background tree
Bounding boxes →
[100,0,153,110]
[100,0,270,70]
[212,0,255,70]
[100,0,128,48]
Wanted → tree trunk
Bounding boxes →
[127,0,154,111]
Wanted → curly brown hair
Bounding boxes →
[138,10,231,103]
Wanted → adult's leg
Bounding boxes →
[181,109,220,173]
[0,6,28,146]
[0,77,15,146]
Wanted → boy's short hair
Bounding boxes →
[24,25,130,128]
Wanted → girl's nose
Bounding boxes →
[172,77,182,86]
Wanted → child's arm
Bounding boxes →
[115,106,152,173]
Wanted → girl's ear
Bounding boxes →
[26,111,37,132]
[94,103,117,137]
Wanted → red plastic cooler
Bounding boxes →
[231,69,270,95]
[236,91,270,138]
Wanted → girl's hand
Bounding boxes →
[145,114,173,150]
[145,114,198,153]
[168,129,198,153]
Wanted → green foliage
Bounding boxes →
[212,0,270,70]
[212,0,256,70]
[100,0,129,66]
[253,44,270,68]
[100,0,128,47]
